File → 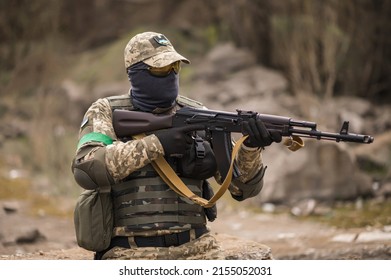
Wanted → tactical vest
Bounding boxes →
[107,95,207,236]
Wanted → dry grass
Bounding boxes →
[304,199,391,229]
[0,175,74,218]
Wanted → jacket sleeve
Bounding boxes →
[228,145,266,201]
[72,98,164,188]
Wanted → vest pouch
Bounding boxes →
[74,189,113,252]
[179,136,217,180]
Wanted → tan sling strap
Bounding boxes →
[283,135,304,151]
[133,134,248,208]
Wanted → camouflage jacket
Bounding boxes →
[74,94,266,200]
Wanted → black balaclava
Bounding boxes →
[127,62,179,112]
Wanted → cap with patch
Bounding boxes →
[124,32,190,69]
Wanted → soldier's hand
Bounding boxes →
[154,125,204,157]
[243,118,282,148]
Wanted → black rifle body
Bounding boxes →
[113,107,374,179]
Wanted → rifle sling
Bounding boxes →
[133,134,248,208]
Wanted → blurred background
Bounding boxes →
[0,0,390,259]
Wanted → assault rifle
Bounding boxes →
[113,107,374,179]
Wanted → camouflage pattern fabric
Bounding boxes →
[76,96,264,188]
[77,98,164,183]
[234,145,263,183]
[124,32,190,69]
[111,171,206,234]
[101,232,273,260]
[101,233,224,260]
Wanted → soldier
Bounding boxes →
[72,31,282,260]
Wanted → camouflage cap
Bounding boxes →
[124,32,190,69]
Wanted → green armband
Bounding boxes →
[77,132,113,149]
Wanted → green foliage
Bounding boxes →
[357,158,390,180]
[309,200,391,229]
[204,25,219,48]
[69,37,128,84]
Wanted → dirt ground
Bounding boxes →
[1,197,390,260]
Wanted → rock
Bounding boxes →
[216,233,273,260]
[290,199,317,217]
[356,231,391,243]
[331,233,358,243]
[262,203,276,213]
[187,43,290,113]
[15,229,46,244]
[336,97,373,116]
[260,141,374,205]
[194,43,256,82]
[2,201,20,214]
[354,131,391,170]
[378,182,391,198]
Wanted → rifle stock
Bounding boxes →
[113,110,173,137]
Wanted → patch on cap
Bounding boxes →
[153,35,170,46]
